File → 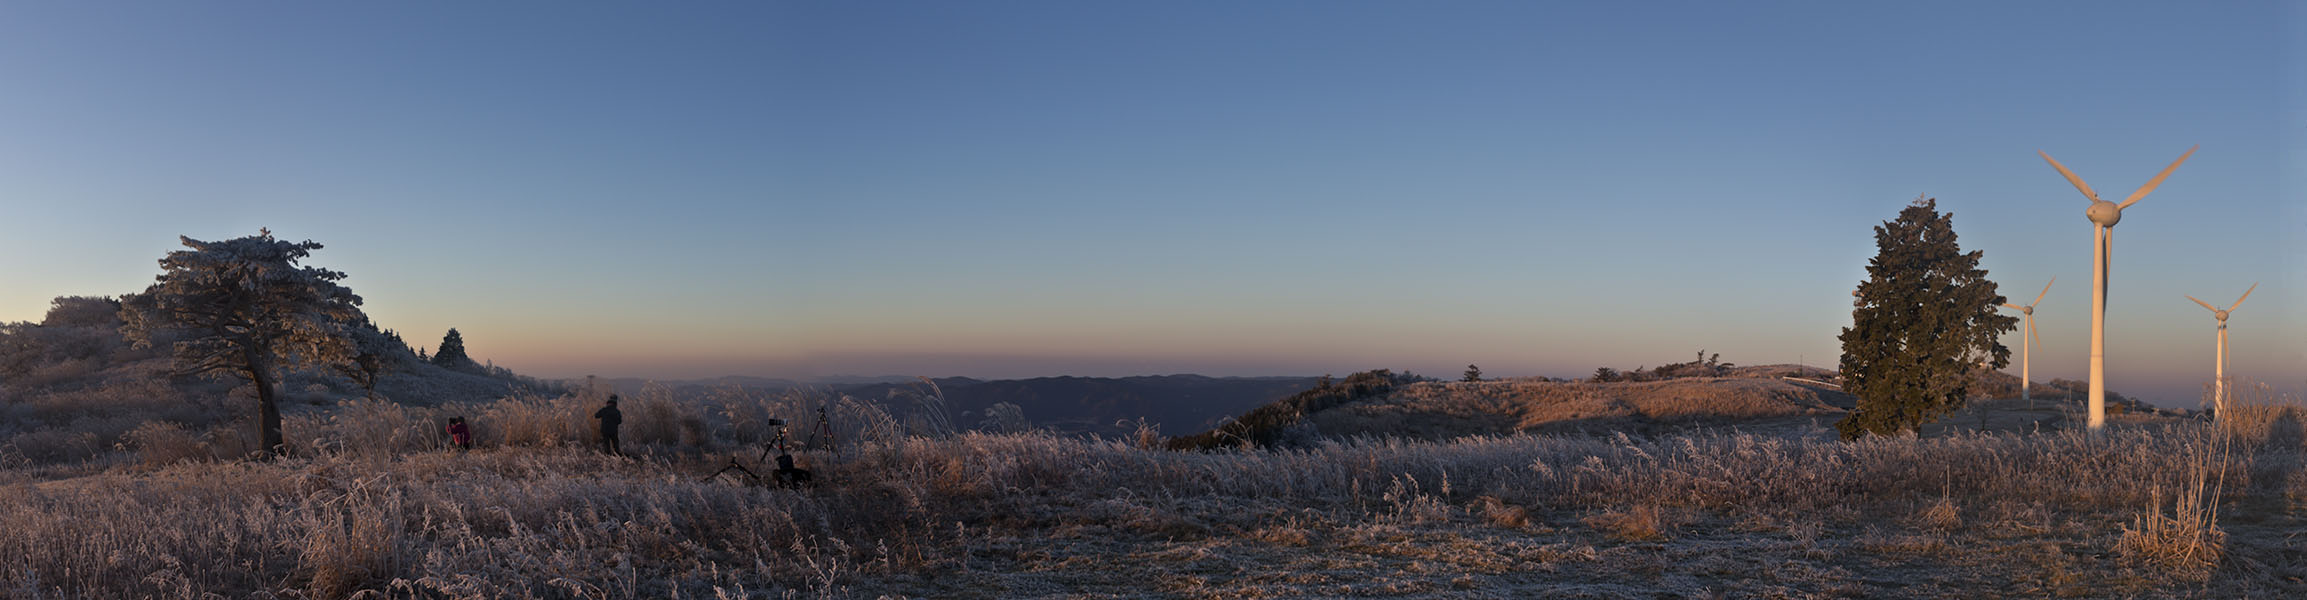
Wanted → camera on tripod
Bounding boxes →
[764,418,791,459]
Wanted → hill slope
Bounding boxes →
[1313,377,1854,440]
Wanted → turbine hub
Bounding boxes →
[2086,200,2122,226]
[2021,306,2033,316]
[2215,310,2229,322]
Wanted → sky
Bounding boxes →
[0,2,2298,408]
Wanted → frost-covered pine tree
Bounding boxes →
[336,317,412,400]
[432,328,472,369]
[120,229,364,456]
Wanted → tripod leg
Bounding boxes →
[705,458,761,483]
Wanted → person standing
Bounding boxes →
[593,395,623,456]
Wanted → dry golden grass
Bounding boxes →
[1473,495,1533,530]
[1581,504,1673,541]
[1,383,2303,598]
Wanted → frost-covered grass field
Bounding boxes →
[5,383,2306,599]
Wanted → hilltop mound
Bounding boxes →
[1312,377,1853,440]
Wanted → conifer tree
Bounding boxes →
[1462,364,1483,382]
[335,317,408,400]
[120,230,363,456]
[432,328,471,368]
[1837,198,2018,439]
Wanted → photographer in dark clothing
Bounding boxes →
[774,453,813,488]
[593,395,624,456]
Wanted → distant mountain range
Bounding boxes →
[577,374,1323,437]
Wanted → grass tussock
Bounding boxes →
[1582,504,1676,541]
[2115,414,2241,580]
[2117,487,2227,578]
[1910,496,1962,531]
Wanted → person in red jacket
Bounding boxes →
[446,417,472,451]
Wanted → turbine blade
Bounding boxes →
[2028,317,2039,351]
[2040,150,2100,202]
[2033,278,2054,307]
[2188,295,2216,312]
[2118,145,2197,209]
[2232,282,2257,310]
[2002,303,2025,312]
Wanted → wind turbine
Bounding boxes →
[1999,278,2053,408]
[2186,282,2255,420]
[2039,145,2196,430]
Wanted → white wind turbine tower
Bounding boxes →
[2186,282,2255,420]
[2039,145,2196,431]
[1998,278,2053,408]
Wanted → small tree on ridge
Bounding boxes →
[433,328,471,369]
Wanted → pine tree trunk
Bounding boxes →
[250,355,284,457]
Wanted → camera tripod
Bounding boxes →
[808,406,836,454]
[703,419,790,484]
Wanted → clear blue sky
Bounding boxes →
[0,2,2297,407]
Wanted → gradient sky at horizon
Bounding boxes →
[2,2,2299,407]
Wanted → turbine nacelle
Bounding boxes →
[2086,200,2122,227]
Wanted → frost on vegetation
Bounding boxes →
[0,394,2288,595]
[977,401,1030,434]
[1,361,2303,597]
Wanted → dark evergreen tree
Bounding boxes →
[1836,198,2018,439]
[432,328,472,368]
[1462,364,1483,382]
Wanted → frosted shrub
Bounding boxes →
[296,484,406,597]
[478,393,591,448]
[978,401,1029,433]
[627,382,707,447]
[288,397,442,456]
[122,421,205,468]
[201,423,256,462]
[4,429,103,464]
[1378,474,1453,526]
[2214,381,2306,445]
